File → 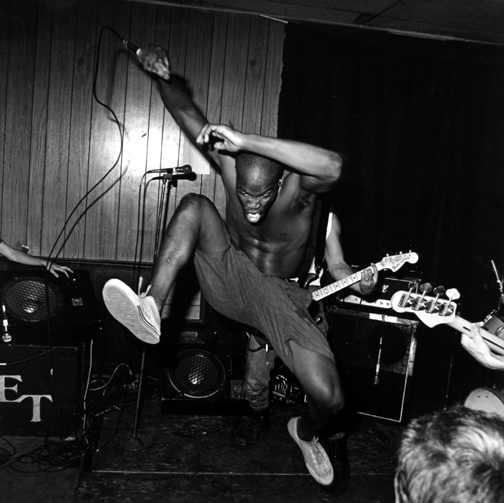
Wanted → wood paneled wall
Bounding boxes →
[0,0,284,265]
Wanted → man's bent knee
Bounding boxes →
[327,389,345,416]
[175,193,226,249]
[178,192,213,212]
[291,343,345,416]
[302,370,345,416]
[313,385,345,416]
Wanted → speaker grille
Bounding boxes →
[2,277,63,322]
[326,306,418,422]
[167,349,226,399]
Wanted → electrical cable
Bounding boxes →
[2,25,188,468]
[47,25,127,265]
[0,25,138,470]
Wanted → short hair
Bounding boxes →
[235,152,283,185]
[395,405,504,503]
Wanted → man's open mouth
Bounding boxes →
[246,211,261,222]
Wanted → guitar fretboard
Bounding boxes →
[311,272,362,301]
[310,253,417,302]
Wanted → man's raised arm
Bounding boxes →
[197,123,342,193]
[137,44,218,163]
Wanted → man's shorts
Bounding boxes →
[194,243,335,372]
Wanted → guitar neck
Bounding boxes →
[311,263,385,302]
[449,316,504,356]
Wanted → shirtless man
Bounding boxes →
[237,210,378,447]
[102,44,375,488]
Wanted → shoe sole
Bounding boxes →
[288,417,334,486]
[103,279,160,344]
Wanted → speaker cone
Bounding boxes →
[167,349,226,399]
[2,277,63,322]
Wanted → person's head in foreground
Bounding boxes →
[395,405,504,503]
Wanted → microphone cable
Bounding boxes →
[47,25,127,265]
[21,25,130,448]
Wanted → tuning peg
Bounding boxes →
[413,282,432,311]
[420,283,433,293]
[428,286,446,313]
[446,288,460,300]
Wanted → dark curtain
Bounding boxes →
[278,23,504,323]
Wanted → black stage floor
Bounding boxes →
[72,394,400,503]
[0,390,402,503]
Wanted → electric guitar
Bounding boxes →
[390,289,504,356]
[310,252,419,302]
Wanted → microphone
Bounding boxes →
[373,335,382,385]
[122,38,171,82]
[123,38,141,55]
[150,165,196,182]
[2,304,12,343]
[147,165,192,175]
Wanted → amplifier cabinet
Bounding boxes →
[0,344,81,436]
[338,277,420,313]
[0,269,101,346]
[327,306,419,423]
[160,329,251,416]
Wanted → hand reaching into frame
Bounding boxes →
[461,323,504,371]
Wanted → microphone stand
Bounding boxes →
[125,169,189,449]
[491,260,504,309]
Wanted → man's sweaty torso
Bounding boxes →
[224,171,319,279]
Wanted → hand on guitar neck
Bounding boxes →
[310,251,419,302]
[461,323,504,371]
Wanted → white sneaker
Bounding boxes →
[102,279,161,344]
[288,416,334,486]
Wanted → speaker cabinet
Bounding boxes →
[327,306,419,423]
[0,344,81,436]
[0,269,101,345]
[161,329,251,416]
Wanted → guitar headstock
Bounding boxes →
[380,252,419,272]
[390,289,457,327]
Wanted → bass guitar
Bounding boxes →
[390,288,504,356]
[311,252,419,302]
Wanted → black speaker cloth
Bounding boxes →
[2,277,63,322]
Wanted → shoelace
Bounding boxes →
[137,279,159,334]
[304,438,331,474]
